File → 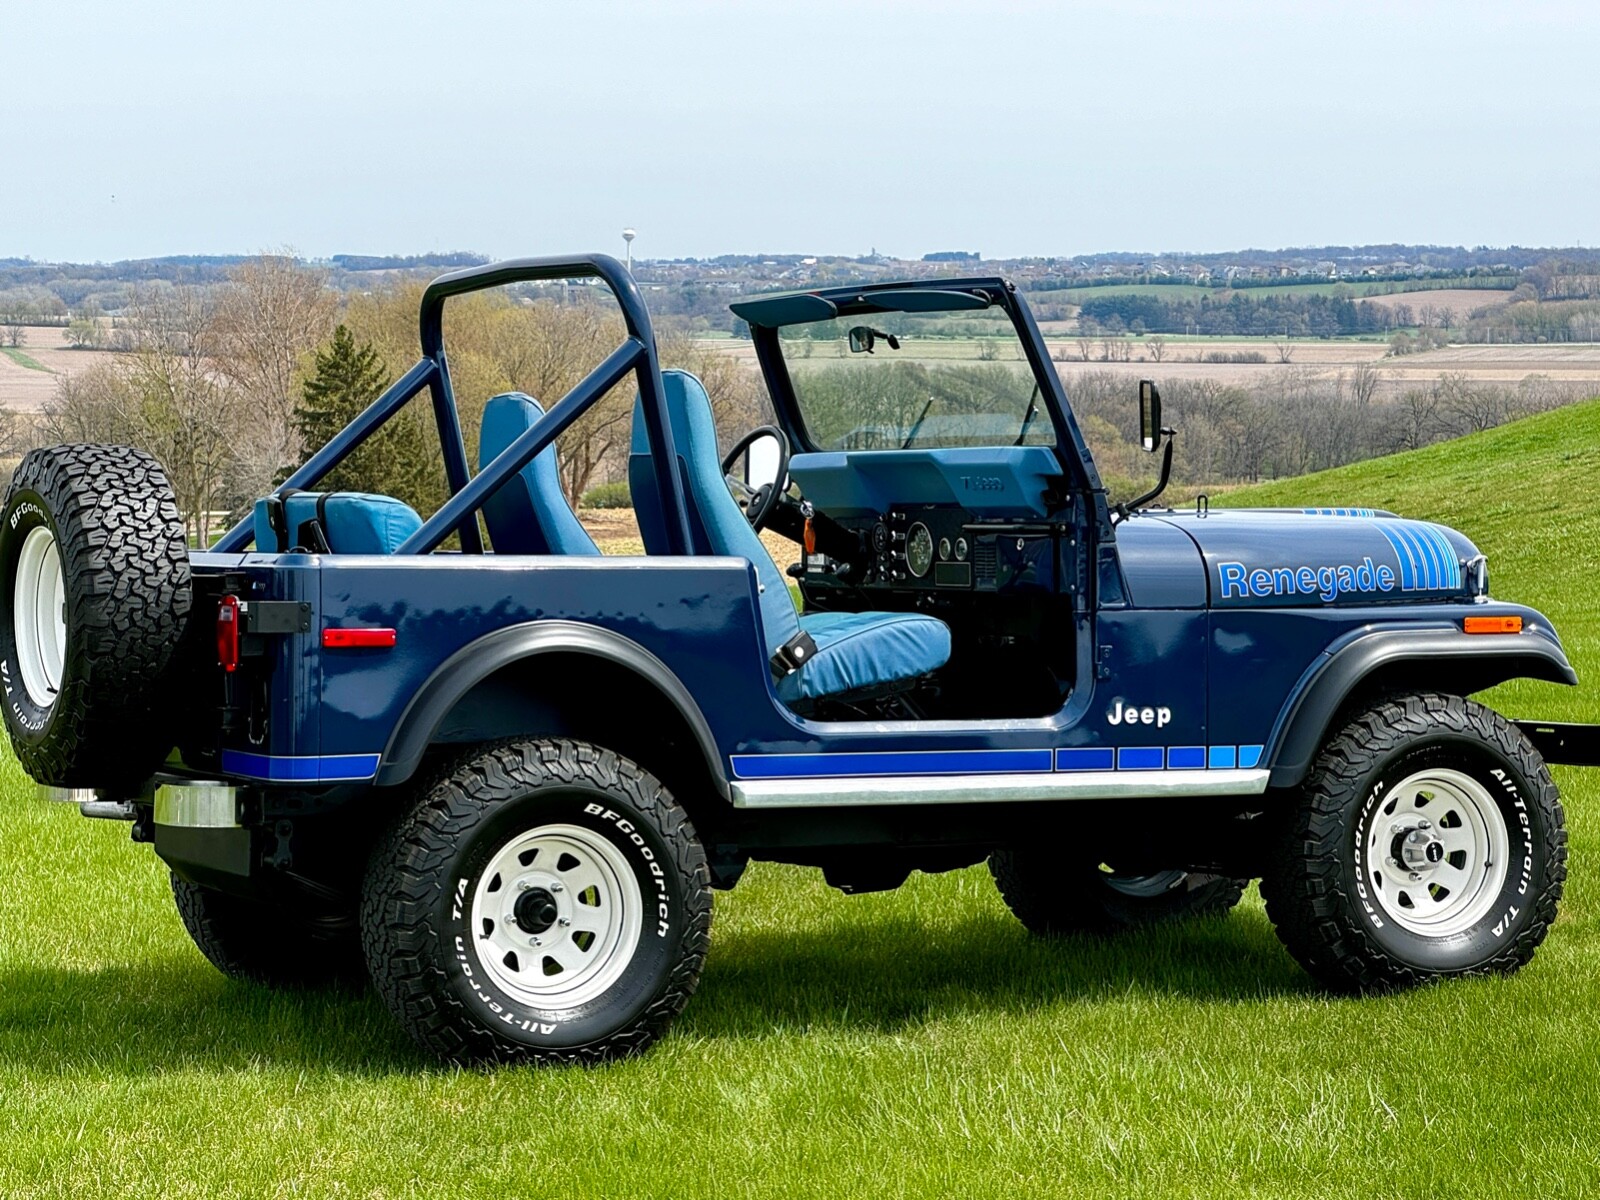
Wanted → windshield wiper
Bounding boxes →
[1012,383,1041,446]
[902,395,936,449]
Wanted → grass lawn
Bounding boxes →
[6,404,1600,1196]
[0,346,51,372]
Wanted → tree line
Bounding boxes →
[1076,291,1417,338]
[35,257,766,541]
[1066,367,1588,501]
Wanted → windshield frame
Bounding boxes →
[746,279,1097,489]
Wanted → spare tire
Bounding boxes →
[0,444,192,788]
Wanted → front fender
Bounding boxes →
[1266,621,1576,788]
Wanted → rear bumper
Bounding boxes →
[1516,721,1600,766]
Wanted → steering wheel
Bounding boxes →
[721,425,791,532]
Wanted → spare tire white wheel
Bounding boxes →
[0,444,193,789]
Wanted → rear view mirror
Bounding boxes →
[847,325,900,354]
[742,432,783,491]
[1139,380,1163,452]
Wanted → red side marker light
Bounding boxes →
[1464,615,1522,635]
[217,594,241,672]
[322,627,398,649]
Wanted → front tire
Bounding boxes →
[1262,692,1565,992]
[362,739,712,1066]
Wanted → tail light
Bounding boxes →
[217,594,241,672]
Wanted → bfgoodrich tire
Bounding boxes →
[1262,692,1565,993]
[362,739,712,1066]
[172,875,365,990]
[990,852,1245,936]
[0,444,191,787]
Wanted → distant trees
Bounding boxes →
[39,256,337,539]
[1077,290,1404,338]
[64,301,104,349]
[291,324,441,503]
[1062,367,1583,502]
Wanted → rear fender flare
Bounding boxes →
[1265,626,1577,789]
[376,620,727,796]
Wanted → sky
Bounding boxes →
[5,0,1599,264]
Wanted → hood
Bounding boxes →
[1118,508,1481,609]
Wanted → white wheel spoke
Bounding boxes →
[469,823,643,1011]
[1364,769,1509,937]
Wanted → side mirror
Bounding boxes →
[1139,379,1163,452]
[741,431,783,491]
[847,325,900,354]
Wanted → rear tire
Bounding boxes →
[172,875,364,989]
[361,739,712,1066]
[990,851,1246,936]
[0,444,191,788]
[1261,692,1565,992]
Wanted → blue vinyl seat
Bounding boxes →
[253,492,421,554]
[628,369,950,705]
[478,392,600,555]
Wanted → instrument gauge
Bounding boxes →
[907,523,934,578]
[938,537,952,561]
[954,537,969,561]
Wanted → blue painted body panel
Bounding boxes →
[1147,510,1477,609]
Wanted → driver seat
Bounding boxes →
[629,370,951,707]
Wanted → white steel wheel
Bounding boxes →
[1365,768,1511,937]
[470,822,644,1011]
[12,525,66,709]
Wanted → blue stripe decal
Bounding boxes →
[1118,747,1165,771]
[730,744,1274,780]
[1378,522,1461,592]
[220,750,380,782]
[1424,524,1461,588]
[1056,747,1115,772]
[1167,746,1206,770]
[729,749,1054,780]
[1380,525,1417,589]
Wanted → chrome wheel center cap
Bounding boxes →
[1395,825,1446,873]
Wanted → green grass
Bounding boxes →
[0,346,50,372]
[7,404,1600,1196]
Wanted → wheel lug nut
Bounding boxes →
[550,882,563,893]
[518,881,530,891]
[1409,872,1422,882]
[558,917,571,927]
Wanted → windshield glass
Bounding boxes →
[778,306,1053,451]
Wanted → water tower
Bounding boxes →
[622,228,636,274]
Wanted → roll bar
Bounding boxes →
[214,253,692,556]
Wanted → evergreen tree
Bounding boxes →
[293,324,438,506]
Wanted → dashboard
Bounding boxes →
[786,447,1074,596]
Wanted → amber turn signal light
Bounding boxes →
[1463,615,1522,635]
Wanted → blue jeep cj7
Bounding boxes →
[3,255,1591,1064]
